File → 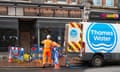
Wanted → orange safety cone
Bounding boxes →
[8,55,12,63]
[54,63,60,69]
[8,47,12,63]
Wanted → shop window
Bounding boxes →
[0,29,18,52]
[40,28,64,47]
[0,21,18,52]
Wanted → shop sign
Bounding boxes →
[69,9,81,18]
[89,12,119,20]
[54,8,68,17]
[22,7,82,18]
[24,7,39,16]
[40,7,54,17]
[0,6,8,15]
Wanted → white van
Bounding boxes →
[64,22,120,67]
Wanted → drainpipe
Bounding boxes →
[37,23,40,48]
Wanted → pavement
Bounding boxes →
[0,52,82,68]
[0,54,66,67]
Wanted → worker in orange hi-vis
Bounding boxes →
[41,35,53,68]
[52,41,60,48]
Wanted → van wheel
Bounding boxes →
[91,55,103,67]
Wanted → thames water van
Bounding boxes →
[64,22,120,67]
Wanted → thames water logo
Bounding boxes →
[68,28,80,42]
[70,28,77,38]
[86,23,117,53]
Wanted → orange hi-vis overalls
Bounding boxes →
[51,41,60,47]
[42,39,52,65]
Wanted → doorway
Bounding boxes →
[19,19,36,53]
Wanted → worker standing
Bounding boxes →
[51,41,60,63]
[41,35,53,68]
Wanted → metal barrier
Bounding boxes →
[8,46,25,63]
[30,46,43,60]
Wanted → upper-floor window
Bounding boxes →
[92,0,117,7]
[45,0,66,4]
[57,0,67,4]
[104,0,115,7]
[45,0,80,4]
[93,0,102,6]
[12,0,31,2]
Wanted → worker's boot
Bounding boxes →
[48,64,52,67]
[42,64,45,68]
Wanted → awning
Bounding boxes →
[36,19,80,28]
[0,18,18,29]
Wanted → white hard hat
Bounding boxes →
[46,35,51,39]
[21,48,24,51]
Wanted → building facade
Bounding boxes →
[0,0,84,52]
[0,0,119,53]
[87,0,120,23]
